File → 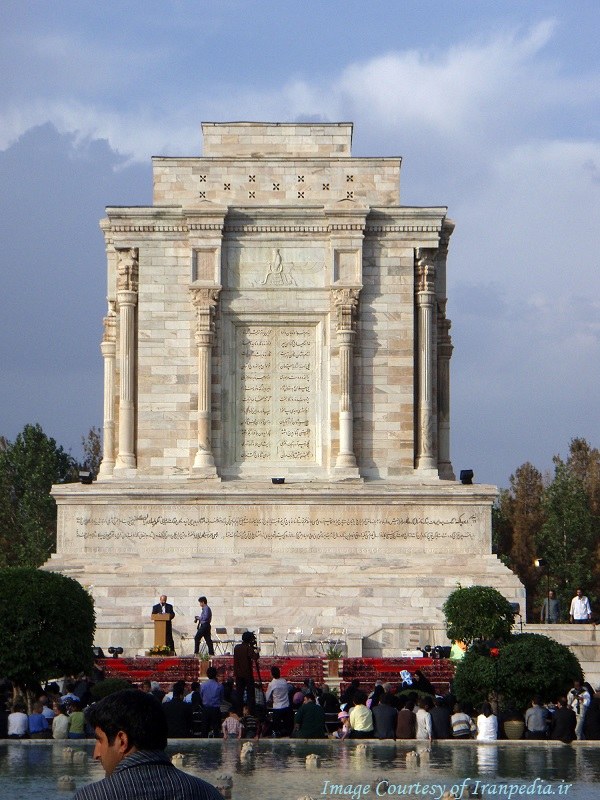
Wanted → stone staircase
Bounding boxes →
[44,549,524,657]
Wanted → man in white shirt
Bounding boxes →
[567,680,591,740]
[569,588,592,623]
[265,666,291,737]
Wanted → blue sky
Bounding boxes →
[1,1,599,488]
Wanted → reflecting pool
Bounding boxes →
[0,740,599,800]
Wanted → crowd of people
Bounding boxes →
[3,659,600,745]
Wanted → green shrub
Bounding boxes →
[444,585,514,645]
[0,568,95,695]
[453,632,583,710]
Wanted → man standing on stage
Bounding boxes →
[194,596,214,656]
[151,595,175,652]
[233,631,259,713]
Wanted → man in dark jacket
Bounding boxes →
[550,697,577,743]
[233,631,259,713]
[162,685,193,738]
[151,595,175,652]
[430,697,452,739]
[372,693,397,739]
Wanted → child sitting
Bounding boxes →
[222,709,243,739]
[332,710,351,739]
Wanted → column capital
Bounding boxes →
[189,285,221,344]
[189,285,221,310]
[331,286,361,331]
[101,312,117,347]
[415,248,436,295]
[116,247,139,292]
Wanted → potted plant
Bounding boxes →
[325,645,343,677]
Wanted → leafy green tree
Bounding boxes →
[81,426,102,478]
[453,633,582,710]
[537,458,595,609]
[0,568,95,702]
[443,585,515,646]
[492,463,545,620]
[0,424,78,567]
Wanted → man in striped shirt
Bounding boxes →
[73,690,223,800]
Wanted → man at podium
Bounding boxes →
[151,594,175,652]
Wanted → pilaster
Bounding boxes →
[332,287,361,479]
[189,286,221,479]
[114,248,138,476]
[415,248,438,476]
[98,304,117,479]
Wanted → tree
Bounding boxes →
[443,585,515,646]
[0,424,78,568]
[566,437,600,517]
[493,463,545,620]
[81,426,102,478]
[453,633,582,710]
[0,568,95,702]
[537,458,595,609]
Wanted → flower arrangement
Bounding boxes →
[147,645,173,656]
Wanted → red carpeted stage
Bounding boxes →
[99,656,454,694]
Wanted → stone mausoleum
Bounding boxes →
[47,123,524,655]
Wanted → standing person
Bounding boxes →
[233,631,259,714]
[540,590,560,623]
[570,588,592,623]
[567,680,591,740]
[151,594,175,652]
[194,596,214,656]
[72,690,223,799]
[265,666,291,737]
[200,667,224,738]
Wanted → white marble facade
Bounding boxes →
[48,124,524,653]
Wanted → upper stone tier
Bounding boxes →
[152,122,402,208]
[202,122,354,157]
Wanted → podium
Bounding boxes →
[151,613,174,649]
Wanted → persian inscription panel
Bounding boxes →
[64,501,488,557]
[236,325,316,463]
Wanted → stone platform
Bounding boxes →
[47,479,524,657]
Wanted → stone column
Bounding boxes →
[332,287,361,477]
[189,286,221,478]
[97,304,117,478]
[114,248,138,473]
[437,309,455,480]
[415,249,438,475]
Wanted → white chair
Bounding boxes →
[327,627,347,654]
[214,627,234,655]
[257,626,277,655]
[283,627,305,655]
[306,627,327,654]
